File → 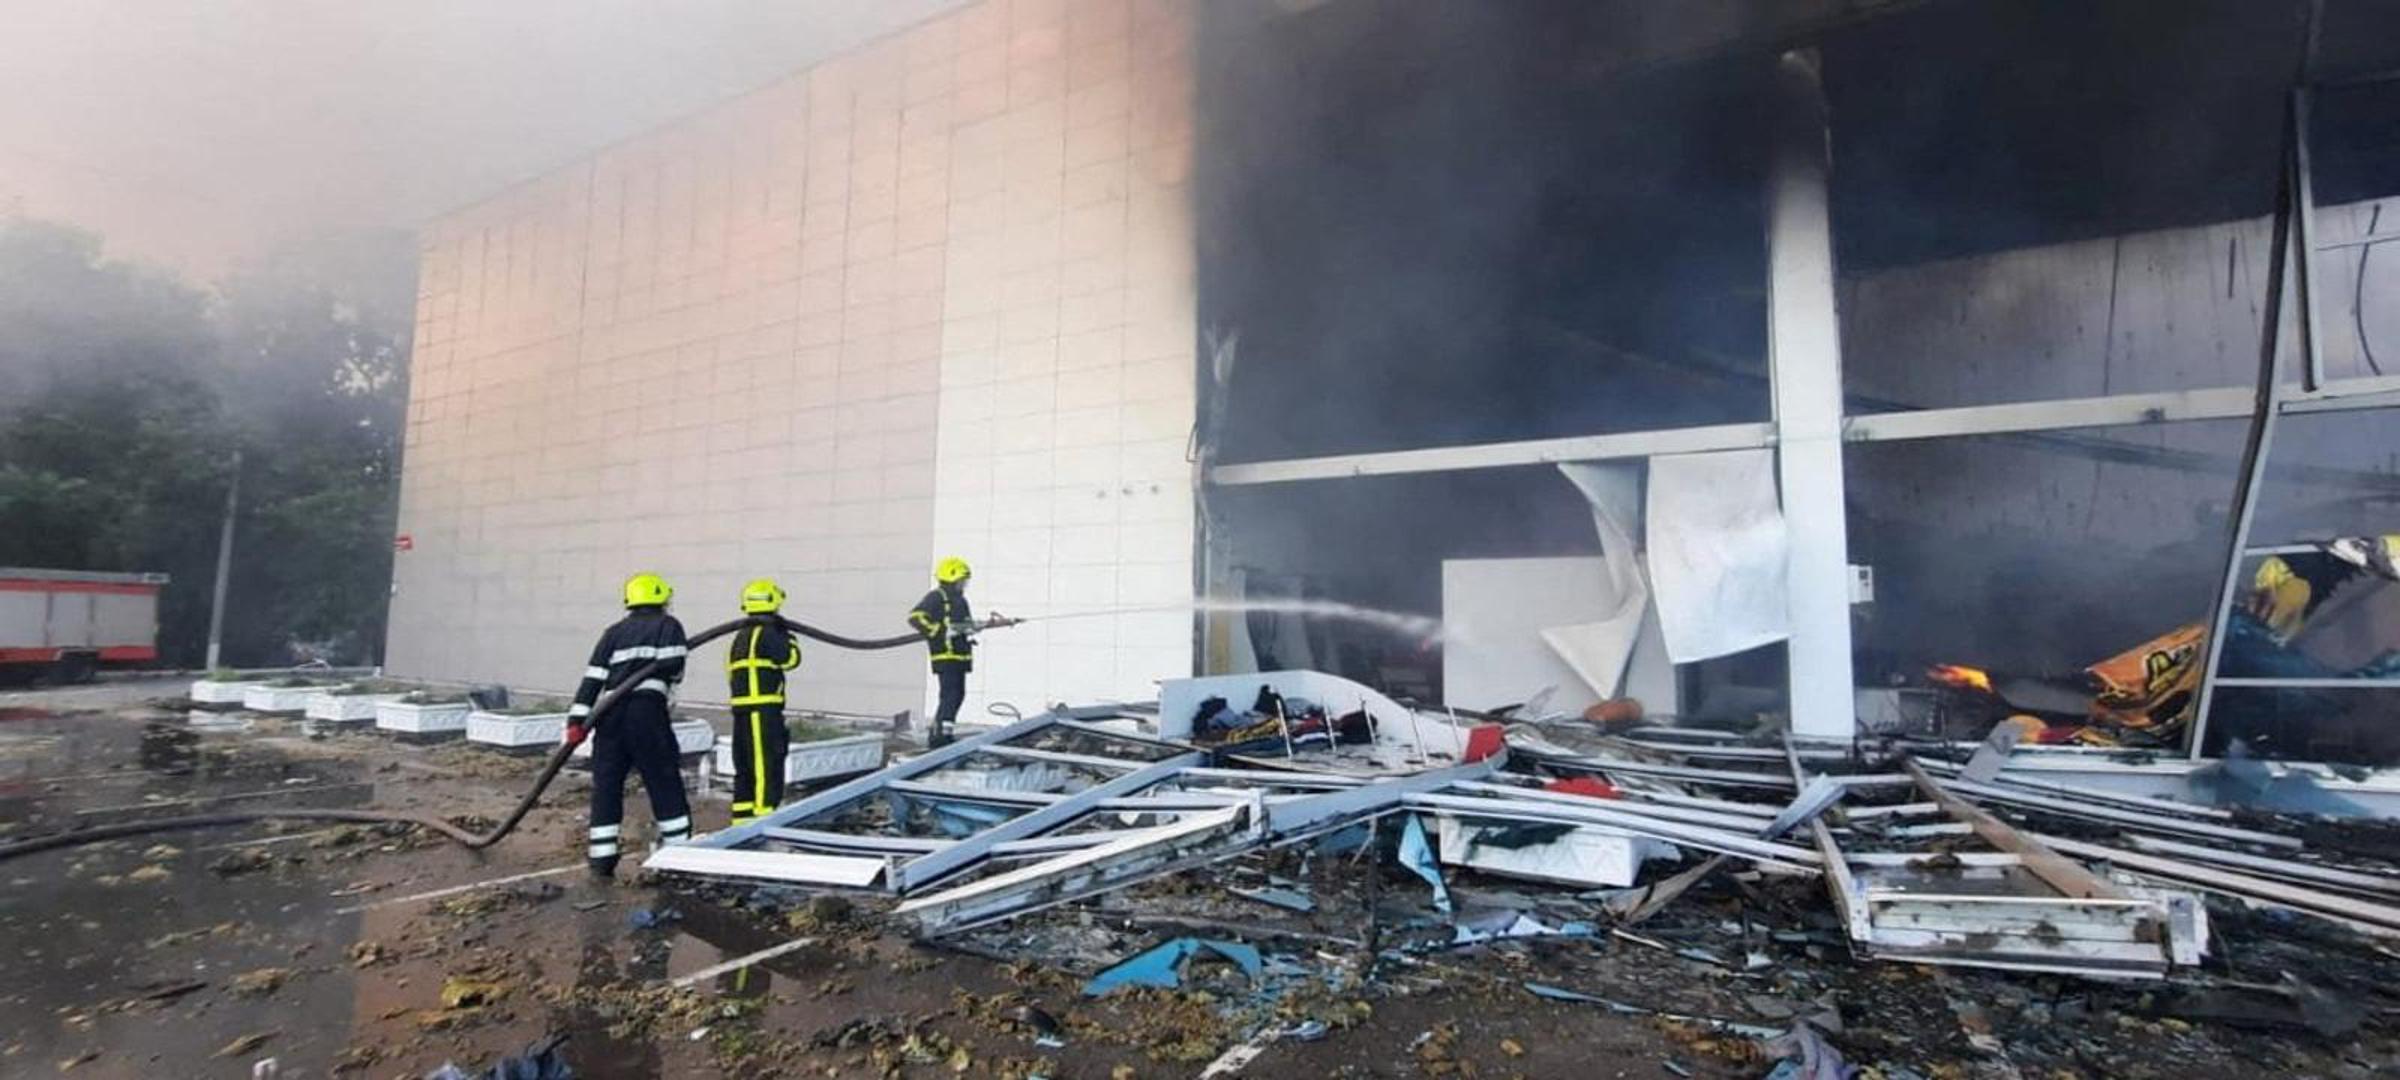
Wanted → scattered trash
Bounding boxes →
[1280,1019,1328,1043]
[230,968,290,996]
[1760,1020,1852,1080]
[627,906,681,930]
[1522,981,1781,1038]
[423,1035,572,1080]
[1397,813,1452,914]
[212,1032,275,1059]
[1228,884,1315,913]
[439,976,506,1010]
[1083,937,1264,996]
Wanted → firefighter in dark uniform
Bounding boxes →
[568,572,693,878]
[725,578,801,825]
[907,556,997,748]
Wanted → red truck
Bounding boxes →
[0,568,168,683]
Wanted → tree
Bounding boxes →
[210,231,415,664]
[0,217,414,666]
[0,219,236,662]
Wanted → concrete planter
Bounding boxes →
[375,699,472,734]
[711,731,885,787]
[244,684,338,713]
[189,680,262,706]
[308,692,400,723]
[466,710,569,749]
[573,717,718,761]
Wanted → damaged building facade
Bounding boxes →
[389,0,2400,763]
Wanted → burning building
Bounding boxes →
[386,0,2400,764]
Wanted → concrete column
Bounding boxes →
[1766,49,1856,739]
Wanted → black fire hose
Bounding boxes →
[0,613,936,863]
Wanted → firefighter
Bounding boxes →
[568,572,693,879]
[725,578,801,825]
[907,556,996,748]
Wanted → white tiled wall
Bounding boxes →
[387,0,1196,719]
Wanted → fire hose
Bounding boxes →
[0,613,1003,863]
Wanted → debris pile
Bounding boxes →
[639,670,2400,1075]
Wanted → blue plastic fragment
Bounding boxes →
[627,908,680,930]
[1396,815,1451,914]
[1313,822,1372,855]
[1081,938,1264,996]
[1230,885,1316,913]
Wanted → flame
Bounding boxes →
[1926,663,1994,693]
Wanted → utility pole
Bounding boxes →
[204,450,242,671]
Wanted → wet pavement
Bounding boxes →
[8,681,1736,1079]
[27,679,2379,1078]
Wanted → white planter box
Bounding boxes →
[712,732,885,787]
[190,680,262,705]
[308,692,400,722]
[375,699,472,734]
[244,684,334,713]
[572,718,719,760]
[467,710,569,748]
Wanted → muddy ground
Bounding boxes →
[3,678,2397,1079]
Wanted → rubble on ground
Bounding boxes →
[632,673,2400,1077]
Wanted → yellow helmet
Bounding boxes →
[935,556,972,584]
[740,577,786,614]
[622,572,673,608]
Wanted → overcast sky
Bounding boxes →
[0,0,959,274]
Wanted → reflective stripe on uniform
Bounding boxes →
[729,693,785,706]
[584,665,610,680]
[657,815,691,835]
[589,824,621,839]
[568,703,591,718]
[633,679,669,695]
[588,842,619,858]
[608,645,687,664]
[750,711,770,815]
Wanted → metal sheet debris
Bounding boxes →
[1081,938,1264,996]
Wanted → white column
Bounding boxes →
[1766,49,1857,740]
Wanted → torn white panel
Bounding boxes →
[1433,814,1681,888]
[1542,462,1651,700]
[1441,556,1674,715]
[1645,449,1791,663]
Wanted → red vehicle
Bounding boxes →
[0,568,168,683]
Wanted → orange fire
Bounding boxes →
[1926,663,1994,693]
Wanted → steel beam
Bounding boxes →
[1207,422,1774,486]
[694,711,1057,850]
[2189,115,2303,761]
[1207,374,2400,488]
[894,750,1209,890]
[1766,47,1855,740]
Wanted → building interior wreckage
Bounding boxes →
[9,1,2400,1078]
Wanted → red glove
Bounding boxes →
[564,721,587,747]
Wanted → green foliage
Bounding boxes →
[0,218,414,666]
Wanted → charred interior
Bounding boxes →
[1193,0,2400,765]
